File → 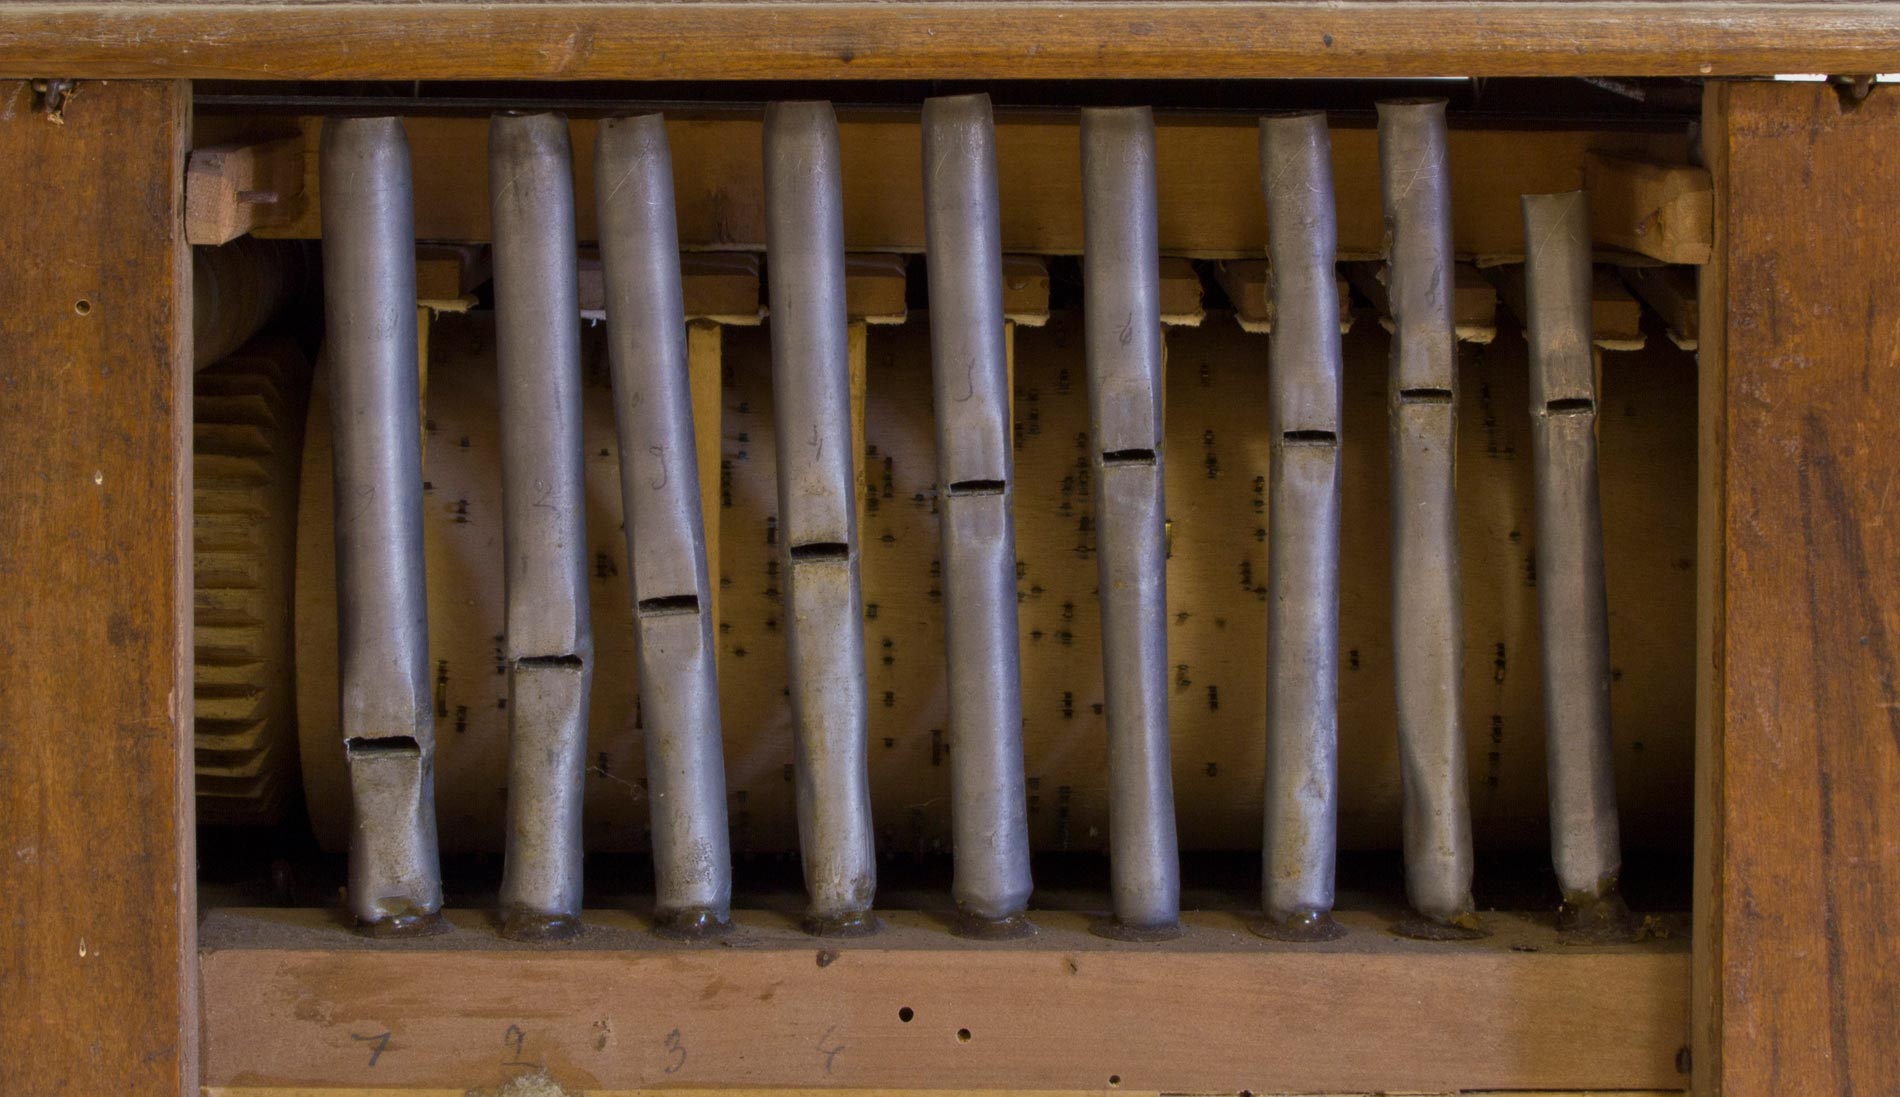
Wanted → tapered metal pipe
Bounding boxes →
[489,112,593,941]
[921,94,1034,937]
[1522,191,1627,936]
[595,114,735,938]
[1080,106,1181,940]
[320,117,443,937]
[764,102,878,936]
[1259,112,1345,941]
[1377,99,1479,936]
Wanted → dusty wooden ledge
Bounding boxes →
[200,907,1690,1094]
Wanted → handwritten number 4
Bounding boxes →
[350,1031,392,1068]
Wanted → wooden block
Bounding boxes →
[846,252,909,323]
[1585,150,1714,266]
[1345,260,1500,346]
[1002,253,1050,327]
[185,134,304,245]
[414,242,489,302]
[576,249,764,324]
[1158,256,1204,327]
[1697,79,1900,1097]
[1487,264,1647,351]
[1621,263,1698,350]
[198,907,1689,1093]
[0,78,196,1097]
[1214,260,1352,334]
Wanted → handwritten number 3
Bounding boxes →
[664,1027,687,1074]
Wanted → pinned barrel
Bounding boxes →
[1080,105,1181,941]
[1258,111,1346,942]
[921,93,1035,938]
[764,101,879,936]
[320,116,443,937]
[595,113,735,937]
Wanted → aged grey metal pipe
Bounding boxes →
[1259,111,1346,941]
[1377,99,1479,937]
[320,116,443,937]
[595,114,735,938]
[1080,106,1181,940]
[489,112,594,941]
[764,101,879,936]
[1522,190,1628,937]
[921,93,1035,937]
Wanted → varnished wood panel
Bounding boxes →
[1698,80,1900,1096]
[1,2,1899,80]
[199,908,1689,1093]
[0,79,195,1097]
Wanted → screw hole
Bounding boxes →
[956,1028,971,1043]
[73,299,91,316]
[1109,1075,1122,1086]
[898,1007,914,1023]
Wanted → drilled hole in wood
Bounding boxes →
[73,299,91,316]
[898,1006,914,1023]
[956,1028,971,1043]
[1109,1075,1122,1087]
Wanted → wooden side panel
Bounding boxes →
[1699,80,1900,1096]
[0,80,195,1097]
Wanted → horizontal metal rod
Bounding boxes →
[1522,189,1627,936]
[1260,110,1345,941]
[922,92,1033,936]
[320,115,442,937]
[1377,98,1478,936]
[595,112,735,937]
[489,111,594,941]
[765,100,878,936]
[1081,105,1180,940]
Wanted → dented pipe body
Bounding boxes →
[921,93,1034,934]
[595,114,735,936]
[1522,191,1625,924]
[489,112,594,940]
[1260,112,1345,939]
[1080,106,1181,938]
[320,116,443,936]
[764,101,878,935]
[1377,99,1478,931]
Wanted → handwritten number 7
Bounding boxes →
[350,1031,392,1068]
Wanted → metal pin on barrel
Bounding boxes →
[1080,105,1182,941]
[320,116,444,937]
[922,93,1035,938]
[595,113,735,937]
[1258,111,1347,942]
[1522,190,1632,940]
[764,101,879,936]
[1377,99,1481,939]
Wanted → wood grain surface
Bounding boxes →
[1,2,1898,80]
[0,79,196,1097]
[251,114,1698,264]
[198,907,1690,1093]
[293,309,1698,858]
[1695,79,1900,1097]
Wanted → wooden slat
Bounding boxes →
[3,3,1900,80]
[199,908,1689,1094]
[0,78,195,1097]
[1584,151,1715,266]
[1622,264,1699,350]
[255,115,1696,263]
[1697,79,1900,1097]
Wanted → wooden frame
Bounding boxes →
[3,8,1899,1097]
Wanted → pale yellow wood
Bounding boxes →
[849,318,869,540]
[687,320,725,636]
[1584,150,1714,266]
